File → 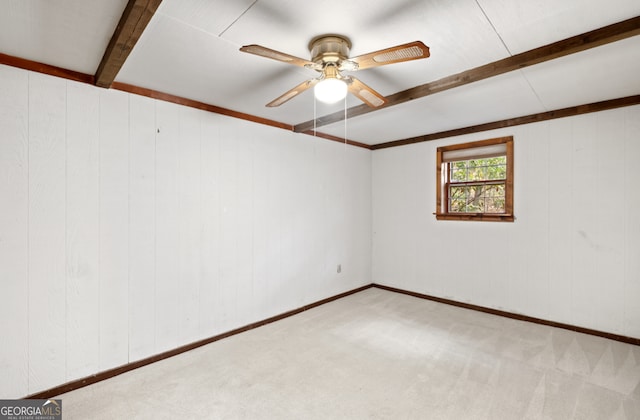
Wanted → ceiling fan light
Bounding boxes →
[314,78,347,103]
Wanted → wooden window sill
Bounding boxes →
[435,213,514,222]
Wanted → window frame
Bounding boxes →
[436,136,514,222]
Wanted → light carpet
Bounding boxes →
[58,287,640,419]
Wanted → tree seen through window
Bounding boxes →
[448,156,506,213]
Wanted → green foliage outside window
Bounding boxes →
[448,156,506,213]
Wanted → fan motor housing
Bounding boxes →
[309,35,352,64]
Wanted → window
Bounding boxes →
[436,136,513,222]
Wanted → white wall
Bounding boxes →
[373,105,640,340]
[0,64,372,398]
[3,60,638,400]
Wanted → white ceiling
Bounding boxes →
[0,0,128,73]
[1,0,639,145]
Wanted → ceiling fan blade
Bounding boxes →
[349,41,430,70]
[347,77,387,108]
[240,44,316,68]
[266,78,319,107]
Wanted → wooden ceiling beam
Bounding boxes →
[294,15,640,133]
[370,95,640,150]
[94,0,163,88]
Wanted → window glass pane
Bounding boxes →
[451,166,467,182]
[467,198,484,213]
[448,183,506,213]
[485,184,505,198]
[450,186,466,199]
[488,164,506,180]
[449,197,467,212]
[485,156,506,165]
[484,198,505,213]
[449,157,506,183]
[467,163,487,181]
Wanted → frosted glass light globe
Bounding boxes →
[314,78,347,104]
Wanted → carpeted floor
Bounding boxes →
[58,287,640,419]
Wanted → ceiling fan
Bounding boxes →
[239,35,430,108]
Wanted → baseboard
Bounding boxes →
[25,284,373,399]
[25,281,638,398]
[372,283,640,346]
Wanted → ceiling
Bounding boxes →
[1,0,639,146]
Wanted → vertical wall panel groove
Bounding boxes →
[0,66,29,398]
[65,81,100,381]
[199,112,221,336]
[624,106,640,337]
[129,94,157,361]
[154,100,181,353]
[98,90,130,369]
[27,72,67,394]
[177,107,202,344]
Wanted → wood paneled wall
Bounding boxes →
[0,65,372,398]
[372,105,640,339]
